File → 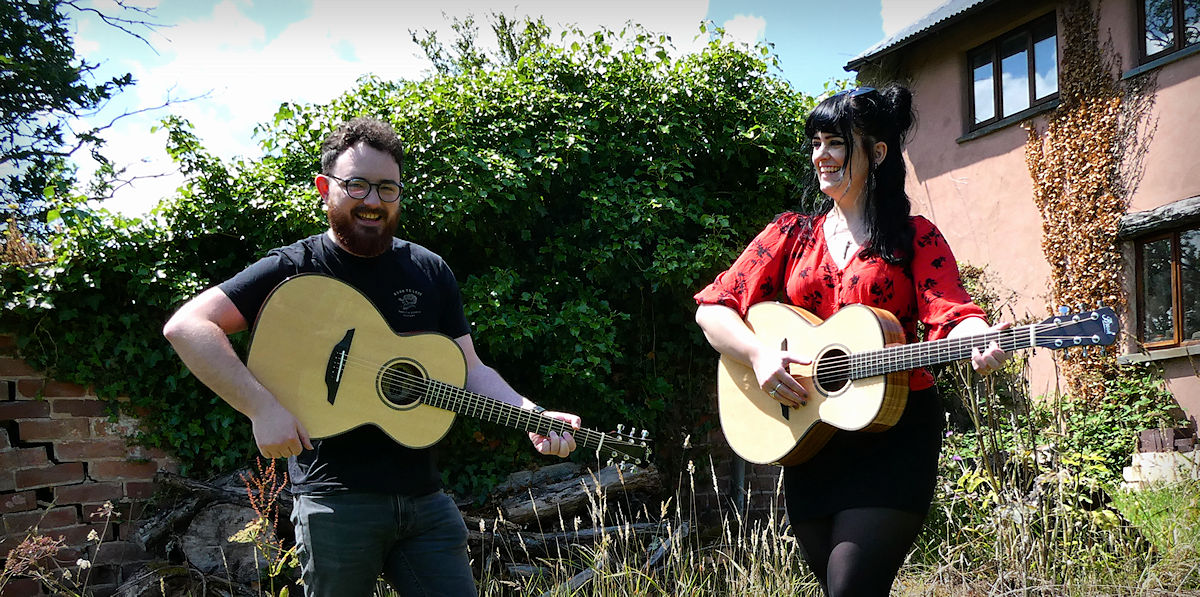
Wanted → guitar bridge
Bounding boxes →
[325,329,355,405]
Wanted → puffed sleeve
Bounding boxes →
[694,212,805,316]
[910,216,987,341]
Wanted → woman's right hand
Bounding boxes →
[750,344,810,407]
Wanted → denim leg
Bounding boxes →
[291,493,394,597]
[382,491,477,597]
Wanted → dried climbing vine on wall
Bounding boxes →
[1024,0,1154,402]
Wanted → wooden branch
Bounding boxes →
[643,521,689,571]
[500,464,661,525]
[1118,195,1200,239]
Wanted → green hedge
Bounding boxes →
[2,22,819,500]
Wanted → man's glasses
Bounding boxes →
[833,86,877,98]
[325,174,403,203]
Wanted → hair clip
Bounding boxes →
[833,86,877,98]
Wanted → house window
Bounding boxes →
[967,13,1058,129]
[1140,0,1200,61]
[1137,226,1200,347]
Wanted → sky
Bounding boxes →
[68,0,944,215]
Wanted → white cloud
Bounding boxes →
[70,0,710,215]
[721,14,766,47]
[880,0,944,37]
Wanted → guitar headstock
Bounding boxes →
[601,424,653,467]
[1033,306,1120,350]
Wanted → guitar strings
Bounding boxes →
[776,318,1104,380]
[314,352,630,451]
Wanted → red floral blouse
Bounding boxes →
[694,212,986,391]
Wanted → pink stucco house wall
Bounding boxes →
[845,0,1200,421]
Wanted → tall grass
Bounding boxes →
[458,361,1199,596]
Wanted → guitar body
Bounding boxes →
[717,303,909,466]
[246,274,460,448]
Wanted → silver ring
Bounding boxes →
[773,382,783,393]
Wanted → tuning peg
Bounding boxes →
[641,430,649,440]
[629,427,638,438]
[1058,306,1070,316]
[617,424,625,434]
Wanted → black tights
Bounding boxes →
[790,507,925,597]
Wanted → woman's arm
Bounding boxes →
[695,303,810,406]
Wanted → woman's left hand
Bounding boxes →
[970,321,1011,376]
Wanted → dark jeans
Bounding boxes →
[291,490,476,597]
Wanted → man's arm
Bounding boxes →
[162,287,312,459]
[453,334,579,457]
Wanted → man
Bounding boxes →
[163,117,579,596]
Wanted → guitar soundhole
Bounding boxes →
[814,349,851,393]
[378,360,425,407]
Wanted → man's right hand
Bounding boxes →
[250,400,314,459]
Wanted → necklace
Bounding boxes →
[826,214,861,262]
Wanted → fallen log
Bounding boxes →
[500,464,661,525]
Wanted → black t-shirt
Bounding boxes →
[219,232,471,495]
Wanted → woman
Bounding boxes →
[694,84,1009,596]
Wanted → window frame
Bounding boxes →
[1139,0,1200,63]
[1135,227,1199,349]
[965,12,1059,132]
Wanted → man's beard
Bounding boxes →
[327,204,398,257]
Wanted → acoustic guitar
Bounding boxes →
[717,302,1119,466]
[245,274,651,466]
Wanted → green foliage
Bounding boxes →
[0,0,149,243]
[1,19,818,495]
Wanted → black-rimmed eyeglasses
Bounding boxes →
[325,174,404,203]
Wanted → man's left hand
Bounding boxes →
[529,410,580,457]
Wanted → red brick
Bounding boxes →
[50,398,105,418]
[2,507,78,534]
[0,471,14,492]
[15,463,85,490]
[0,400,50,421]
[0,358,38,377]
[0,334,15,354]
[88,461,158,482]
[44,522,110,548]
[53,482,124,506]
[126,445,169,460]
[0,447,50,471]
[0,576,43,596]
[17,380,87,400]
[54,440,129,461]
[91,418,137,438]
[123,481,156,500]
[0,491,37,514]
[0,428,9,449]
[18,419,90,442]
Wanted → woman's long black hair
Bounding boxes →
[804,84,917,265]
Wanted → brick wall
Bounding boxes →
[692,426,787,526]
[0,333,177,597]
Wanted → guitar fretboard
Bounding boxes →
[848,317,1100,380]
[420,378,641,459]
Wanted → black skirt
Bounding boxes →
[783,387,945,520]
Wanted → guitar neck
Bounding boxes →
[422,379,610,451]
[851,324,1038,379]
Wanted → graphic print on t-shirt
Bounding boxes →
[394,288,424,318]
